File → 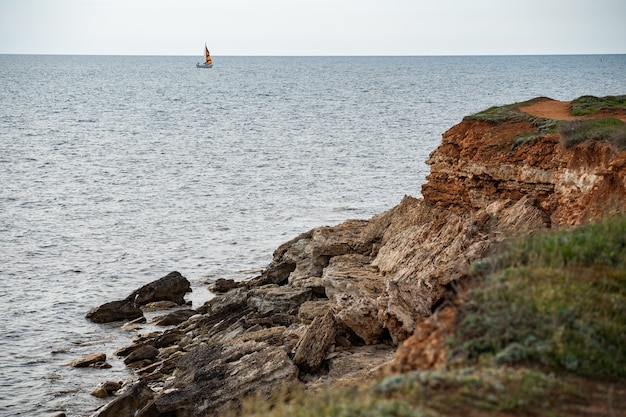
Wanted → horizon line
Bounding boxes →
[2,52,625,58]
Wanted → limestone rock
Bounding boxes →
[124,345,159,365]
[293,310,336,372]
[90,380,154,417]
[70,353,108,368]
[386,306,457,373]
[322,254,385,344]
[126,271,191,306]
[297,300,331,324]
[151,308,197,326]
[90,381,122,398]
[208,278,239,293]
[140,338,299,417]
[247,285,312,315]
[85,300,143,324]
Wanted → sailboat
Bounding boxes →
[196,44,213,68]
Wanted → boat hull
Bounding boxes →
[196,63,213,68]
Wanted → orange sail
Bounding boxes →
[197,44,213,68]
[204,45,212,66]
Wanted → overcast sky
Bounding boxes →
[1,0,624,56]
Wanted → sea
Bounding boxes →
[1,54,625,416]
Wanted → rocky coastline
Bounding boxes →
[80,97,626,417]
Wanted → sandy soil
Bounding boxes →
[519,98,626,122]
[519,99,578,120]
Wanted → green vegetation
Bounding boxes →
[559,117,626,149]
[464,98,560,146]
[456,216,626,377]
[570,95,626,116]
[466,95,626,150]
[241,367,585,417]
[465,97,558,132]
[240,216,626,416]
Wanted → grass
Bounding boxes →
[570,95,626,116]
[464,98,560,146]
[240,217,626,416]
[466,95,626,150]
[240,366,587,417]
[559,117,626,150]
[457,216,626,378]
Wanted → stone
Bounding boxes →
[247,285,312,315]
[141,300,179,311]
[124,345,159,365]
[90,380,154,417]
[385,306,457,373]
[139,339,299,417]
[322,254,386,345]
[297,300,331,324]
[90,381,122,398]
[293,311,336,372]
[126,271,191,306]
[70,353,106,368]
[208,278,239,293]
[151,309,197,326]
[85,300,143,324]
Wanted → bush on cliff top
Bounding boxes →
[570,95,626,116]
[559,117,626,150]
[456,216,626,377]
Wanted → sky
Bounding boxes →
[0,0,625,56]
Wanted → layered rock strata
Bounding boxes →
[89,98,626,417]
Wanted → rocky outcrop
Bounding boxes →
[85,300,143,324]
[126,271,191,306]
[86,271,191,324]
[88,97,626,416]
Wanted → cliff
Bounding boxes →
[89,96,626,417]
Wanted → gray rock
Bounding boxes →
[90,380,154,417]
[293,310,336,372]
[124,345,159,365]
[142,339,299,417]
[126,271,191,306]
[151,308,197,326]
[70,353,107,368]
[85,300,143,324]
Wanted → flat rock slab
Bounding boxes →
[70,352,107,368]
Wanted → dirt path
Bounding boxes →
[519,98,626,122]
[519,100,578,120]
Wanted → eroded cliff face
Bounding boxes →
[423,117,626,226]
[93,98,626,416]
[274,100,626,345]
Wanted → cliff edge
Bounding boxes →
[89,96,626,417]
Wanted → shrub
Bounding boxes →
[559,117,626,149]
[570,95,626,116]
[454,217,626,377]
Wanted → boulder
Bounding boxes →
[126,271,191,306]
[322,254,386,345]
[247,285,312,315]
[124,345,159,365]
[139,338,299,417]
[208,278,239,293]
[70,353,108,368]
[85,300,143,324]
[151,309,197,326]
[90,380,154,417]
[90,381,122,398]
[293,310,336,372]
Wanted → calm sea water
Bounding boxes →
[1,54,624,416]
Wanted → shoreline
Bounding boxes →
[82,95,626,416]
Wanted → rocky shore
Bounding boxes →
[81,97,626,417]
